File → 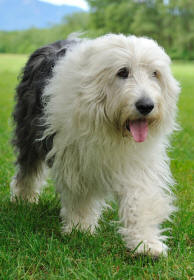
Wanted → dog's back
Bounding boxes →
[12,39,78,175]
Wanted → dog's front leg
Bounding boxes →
[59,188,104,234]
[117,184,173,257]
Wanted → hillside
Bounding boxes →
[0,0,83,31]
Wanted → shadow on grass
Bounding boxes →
[0,196,61,237]
[0,196,161,265]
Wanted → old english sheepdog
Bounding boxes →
[11,34,180,256]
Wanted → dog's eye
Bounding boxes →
[152,71,158,78]
[117,67,129,79]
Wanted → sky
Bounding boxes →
[39,0,89,10]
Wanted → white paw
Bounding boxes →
[10,190,40,203]
[10,177,41,203]
[61,220,97,234]
[134,240,168,257]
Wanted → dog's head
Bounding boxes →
[47,34,180,143]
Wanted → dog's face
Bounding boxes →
[47,35,180,144]
[104,56,164,143]
[76,35,180,142]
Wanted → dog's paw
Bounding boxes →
[61,221,97,235]
[10,191,40,203]
[133,240,168,257]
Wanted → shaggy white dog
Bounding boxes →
[11,34,180,256]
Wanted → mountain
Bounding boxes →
[0,0,83,31]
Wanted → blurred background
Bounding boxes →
[0,0,193,59]
[0,2,193,278]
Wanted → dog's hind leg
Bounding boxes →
[10,40,63,202]
[11,95,49,203]
[10,160,48,203]
[10,89,49,203]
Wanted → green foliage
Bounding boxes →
[0,12,89,54]
[0,54,193,279]
[87,0,194,59]
[0,0,194,58]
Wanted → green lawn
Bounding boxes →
[0,54,193,279]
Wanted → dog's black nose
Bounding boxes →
[135,97,154,115]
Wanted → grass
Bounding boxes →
[0,54,193,279]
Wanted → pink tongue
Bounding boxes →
[129,120,148,142]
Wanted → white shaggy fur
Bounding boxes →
[11,34,180,256]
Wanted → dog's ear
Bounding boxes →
[160,61,181,133]
[57,48,67,58]
[164,64,180,101]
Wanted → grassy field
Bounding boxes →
[0,54,193,279]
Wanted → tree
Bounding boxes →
[86,0,194,59]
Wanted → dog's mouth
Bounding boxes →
[125,119,148,143]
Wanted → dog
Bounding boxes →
[11,34,180,256]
